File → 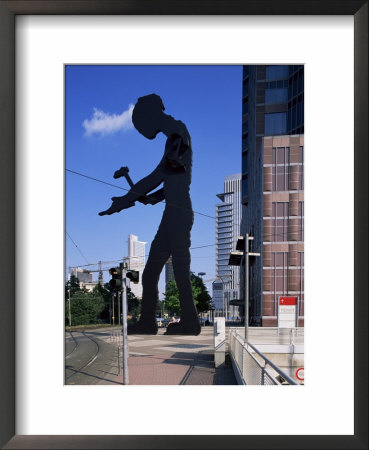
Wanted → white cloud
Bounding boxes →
[82,104,134,137]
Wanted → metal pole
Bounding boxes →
[109,294,112,325]
[68,284,72,327]
[122,264,129,385]
[118,291,121,326]
[245,233,249,341]
[222,282,225,318]
[117,346,120,375]
[112,292,115,326]
[225,291,228,323]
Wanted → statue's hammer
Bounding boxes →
[113,166,134,188]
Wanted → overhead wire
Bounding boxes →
[66,168,304,268]
[66,168,216,220]
[66,168,303,238]
[67,223,304,270]
[66,232,90,265]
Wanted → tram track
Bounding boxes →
[65,331,79,358]
[65,331,100,382]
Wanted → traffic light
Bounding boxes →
[109,266,122,291]
[126,270,139,284]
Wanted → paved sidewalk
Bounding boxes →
[88,327,237,385]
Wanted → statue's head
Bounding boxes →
[132,94,165,139]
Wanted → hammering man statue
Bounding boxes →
[99,94,201,336]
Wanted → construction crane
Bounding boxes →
[98,260,103,285]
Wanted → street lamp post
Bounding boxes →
[68,280,72,327]
[229,233,260,341]
[118,291,121,326]
[121,263,129,385]
[244,233,250,341]
[222,282,227,318]
[112,292,115,326]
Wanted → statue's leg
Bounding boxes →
[128,225,170,335]
[165,222,201,336]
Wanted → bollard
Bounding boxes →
[290,328,295,355]
[214,317,226,368]
[290,328,295,345]
[117,346,120,375]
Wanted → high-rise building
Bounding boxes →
[213,173,242,318]
[68,267,97,292]
[127,234,146,299]
[240,65,304,327]
[165,256,175,287]
[241,65,304,205]
[69,267,93,284]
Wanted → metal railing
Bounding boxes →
[229,328,298,385]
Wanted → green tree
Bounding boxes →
[65,274,81,300]
[163,280,181,315]
[156,299,166,317]
[127,287,141,317]
[190,272,213,313]
[66,290,105,326]
[89,282,141,324]
[163,273,213,316]
[93,283,113,323]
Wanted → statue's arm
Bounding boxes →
[138,188,165,205]
[99,163,165,216]
[127,165,164,201]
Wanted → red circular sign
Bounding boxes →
[296,368,304,381]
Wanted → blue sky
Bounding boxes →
[65,65,242,296]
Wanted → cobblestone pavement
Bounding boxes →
[66,326,237,385]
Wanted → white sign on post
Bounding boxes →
[278,296,298,329]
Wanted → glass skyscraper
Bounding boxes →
[242,65,304,204]
[213,173,242,318]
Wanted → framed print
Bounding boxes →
[0,1,367,449]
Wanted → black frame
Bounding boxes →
[0,1,367,449]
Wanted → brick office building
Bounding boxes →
[240,65,304,327]
[261,135,304,326]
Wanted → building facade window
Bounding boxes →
[265,112,287,135]
[287,68,304,133]
[272,202,288,241]
[218,211,232,218]
[298,252,304,315]
[272,146,290,191]
[265,87,288,104]
[265,79,289,90]
[265,65,289,81]
[243,78,249,97]
[298,146,304,190]
[242,151,248,175]
[218,245,231,252]
[242,174,248,198]
[242,133,248,150]
[298,201,304,241]
[272,252,288,315]
[288,70,304,99]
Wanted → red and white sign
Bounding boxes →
[280,297,297,306]
[278,296,298,329]
[296,367,304,381]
